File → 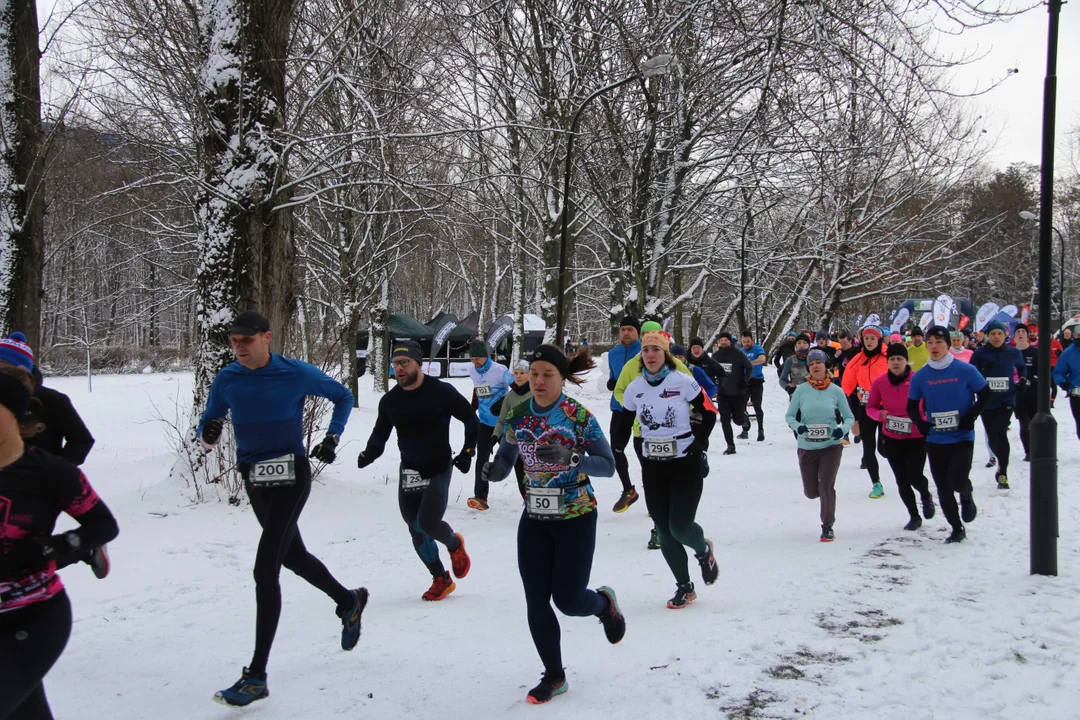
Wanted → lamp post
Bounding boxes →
[553,55,674,349]
[1027,0,1063,577]
[1021,210,1066,333]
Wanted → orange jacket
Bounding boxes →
[841,350,889,399]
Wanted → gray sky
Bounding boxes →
[34,0,1079,173]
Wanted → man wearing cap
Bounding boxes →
[198,310,366,706]
[970,321,1027,490]
[711,332,753,455]
[607,317,642,513]
[358,339,478,601]
[907,325,991,544]
[466,340,513,511]
[907,326,928,371]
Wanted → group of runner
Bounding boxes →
[4,306,1078,714]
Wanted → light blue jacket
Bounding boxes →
[468,359,512,427]
[609,340,642,411]
[785,382,854,451]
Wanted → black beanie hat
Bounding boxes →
[795,333,812,345]
[887,342,908,360]
[926,325,950,343]
[911,325,924,336]
[689,337,705,349]
[717,331,733,342]
[0,372,30,417]
[619,316,641,332]
[391,339,423,363]
[527,344,569,377]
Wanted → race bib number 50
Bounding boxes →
[527,486,564,519]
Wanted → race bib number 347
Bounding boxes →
[932,411,959,430]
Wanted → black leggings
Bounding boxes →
[716,394,746,446]
[981,406,1013,475]
[641,455,708,585]
[1016,392,1037,456]
[857,405,883,483]
[517,511,607,675]
[1071,396,1080,437]
[926,441,974,530]
[473,423,498,500]
[398,468,460,578]
[609,415,633,491]
[244,458,352,675]
[884,436,932,519]
[0,591,71,720]
[745,380,764,431]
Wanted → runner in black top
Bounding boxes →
[0,366,119,720]
[358,340,478,601]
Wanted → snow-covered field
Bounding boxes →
[43,368,1080,720]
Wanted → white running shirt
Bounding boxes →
[623,371,701,459]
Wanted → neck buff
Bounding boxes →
[807,375,831,390]
[888,367,911,386]
[863,343,882,357]
[927,353,954,371]
[643,363,672,384]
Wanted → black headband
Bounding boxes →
[528,344,569,376]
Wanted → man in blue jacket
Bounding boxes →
[466,340,513,511]
[1052,331,1080,440]
[970,321,1026,489]
[198,310,365,707]
[907,325,992,545]
[608,316,641,512]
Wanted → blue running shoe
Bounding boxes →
[340,587,368,651]
[213,667,268,706]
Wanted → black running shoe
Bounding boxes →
[88,545,110,579]
[595,586,625,644]
[722,445,736,456]
[859,459,866,469]
[757,430,765,442]
[526,671,568,704]
[1023,453,1030,462]
[695,539,719,585]
[985,457,997,468]
[921,492,936,520]
[667,582,697,609]
[960,494,977,523]
[996,473,1009,490]
[945,526,966,544]
[339,587,368,651]
[820,525,835,542]
[214,667,268,706]
[647,527,661,550]
[737,430,749,440]
[903,517,922,531]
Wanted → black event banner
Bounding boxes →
[486,315,515,348]
[430,318,459,358]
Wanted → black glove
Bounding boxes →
[1016,378,1029,393]
[202,418,223,446]
[685,437,707,456]
[700,453,710,478]
[453,448,473,473]
[796,424,808,435]
[481,459,505,483]
[959,413,977,432]
[606,378,616,392]
[311,435,338,463]
[491,398,504,417]
[357,451,373,469]
[831,428,844,440]
[534,443,573,466]
[914,417,931,436]
[6,533,78,567]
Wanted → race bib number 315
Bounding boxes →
[886,416,913,434]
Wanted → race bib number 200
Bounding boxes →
[251,455,296,487]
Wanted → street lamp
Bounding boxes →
[1027,0,1063,577]
[1020,210,1066,333]
[553,55,675,349]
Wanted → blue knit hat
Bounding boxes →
[985,320,1008,335]
[0,332,33,371]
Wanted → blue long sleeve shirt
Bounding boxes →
[198,354,354,463]
[970,344,1026,410]
[609,340,642,411]
[909,360,988,444]
[691,364,718,399]
[1053,343,1080,390]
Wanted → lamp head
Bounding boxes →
[642,54,675,78]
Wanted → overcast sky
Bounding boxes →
[35,1,1078,173]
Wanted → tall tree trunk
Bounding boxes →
[0,0,44,347]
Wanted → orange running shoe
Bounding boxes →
[467,497,489,511]
[449,533,471,579]
[422,574,456,601]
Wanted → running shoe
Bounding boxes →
[527,671,568,704]
[869,482,884,499]
[820,525,835,542]
[339,587,368,651]
[213,668,268,707]
[88,545,110,579]
[466,497,489,511]
[667,582,697,609]
[903,517,922,531]
[737,430,749,440]
[596,586,625,644]
[647,527,660,550]
[985,457,997,469]
[695,539,719,585]
[996,473,1010,491]
[722,445,736,456]
[960,494,977,523]
[612,487,639,513]
[422,574,456,601]
[945,526,966,544]
[921,493,936,520]
[757,429,765,442]
[859,458,866,469]
[1023,453,1030,462]
[450,533,471,578]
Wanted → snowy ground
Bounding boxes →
[42,368,1080,720]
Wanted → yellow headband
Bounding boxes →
[640,330,671,352]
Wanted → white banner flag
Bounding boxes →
[933,294,956,327]
[1001,304,1019,318]
[919,312,933,331]
[974,302,1000,332]
[891,308,911,332]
